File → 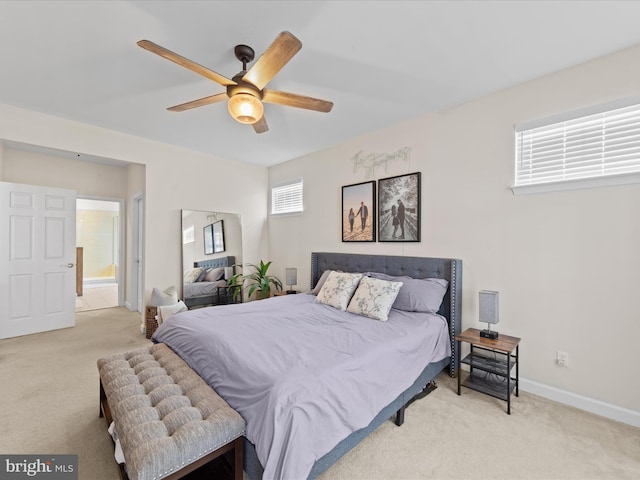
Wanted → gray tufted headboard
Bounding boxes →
[310,252,462,375]
[194,256,235,270]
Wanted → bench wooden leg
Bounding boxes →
[233,436,243,480]
[99,380,113,424]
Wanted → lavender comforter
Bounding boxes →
[152,293,450,480]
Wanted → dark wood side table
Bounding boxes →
[456,328,520,414]
[217,286,242,304]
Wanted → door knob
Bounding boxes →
[61,263,75,268]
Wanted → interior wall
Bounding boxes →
[268,44,640,413]
[0,103,269,321]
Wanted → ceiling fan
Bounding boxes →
[137,31,333,134]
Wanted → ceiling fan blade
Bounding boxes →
[253,115,269,134]
[167,93,229,112]
[263,89,333,113]
[242,31,302,90]
[138,40,236,87]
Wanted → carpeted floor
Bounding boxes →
[1,307,639,480]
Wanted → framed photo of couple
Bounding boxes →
[377,172,421,242]
[341,172,421,243]
[341,181,376,242]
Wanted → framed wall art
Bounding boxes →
[212,220,225,253]
[203,224,214,255]
[377,172,421,242]
[341,181,376,242]
[204,220,226,254]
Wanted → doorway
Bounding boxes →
[75,198,122,312]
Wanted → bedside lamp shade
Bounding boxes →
[285,268,297,294]
[224,266,234,280]
[479,290,499,339]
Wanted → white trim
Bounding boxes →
[512,171,640,195]
[520,377,640,428]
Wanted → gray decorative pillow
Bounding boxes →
[310,269,333,295]
[315,271,362,311]
[195,268,209,282]
[149,286,178,307]
[346,276,403,321]
[204,267,225,282]
[367,272,448,313]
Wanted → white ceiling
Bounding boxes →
[2,1,640,167]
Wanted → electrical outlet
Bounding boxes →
[556,350,569,367]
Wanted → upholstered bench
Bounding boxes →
[97,343,245,480]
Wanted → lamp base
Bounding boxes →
[285,290,297,295]
[480,329,499,340]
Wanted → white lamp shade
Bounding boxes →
[285,268,297,286]
[224,266,234,280]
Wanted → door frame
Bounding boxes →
[129,193,144,313]
[76,195,125,307]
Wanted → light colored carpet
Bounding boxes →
[1,307,638,480]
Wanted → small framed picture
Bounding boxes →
[212,220,225,253]
[203,224,214,255]
[377,172,421,242]
[342,181,376,242]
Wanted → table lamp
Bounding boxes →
[479,290,499,339]
[285,268,297,294]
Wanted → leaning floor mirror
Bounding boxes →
[181,210,243,308]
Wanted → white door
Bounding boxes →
[0,182,76,339]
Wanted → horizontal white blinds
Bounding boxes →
[271,179,303,214]
[515,103,640,186]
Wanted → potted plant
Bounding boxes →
[226,265,244,303]
[243,260,283,300]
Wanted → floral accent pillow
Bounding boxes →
[183,267,203,284]
[315,271,363,311]
[346,276,403,321]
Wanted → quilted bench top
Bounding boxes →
[98,343,245,480]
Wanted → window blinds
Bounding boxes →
[271,179,303,214]
[515,102,640,187]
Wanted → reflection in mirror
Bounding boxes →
[181,210,242,308]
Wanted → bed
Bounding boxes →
[154,252,461,480]
[182,256,235,308]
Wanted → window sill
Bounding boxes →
[511,172,640,195]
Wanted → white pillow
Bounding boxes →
[315,271,363,311]
[149,286,178,307]
[183,268,203,284]
[347,276,403,321]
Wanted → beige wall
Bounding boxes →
[268,45,640,413]
[0,103,269,321]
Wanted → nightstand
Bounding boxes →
[456,328,520,414]
[217,286,242,304]
[145,306,158,339]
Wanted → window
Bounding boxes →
[182,225,194,244]
[271,178,303,215]
[514,99,640,194]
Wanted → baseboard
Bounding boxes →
[124,301,132,311]
[520,377,640,428]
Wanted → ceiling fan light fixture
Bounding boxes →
[228,93,264,125]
